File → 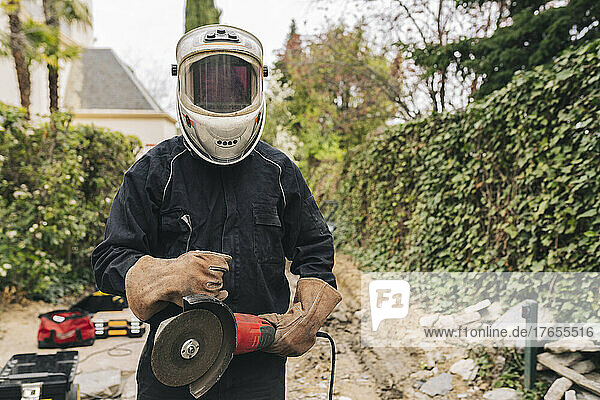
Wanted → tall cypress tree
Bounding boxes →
[185,0,222,33]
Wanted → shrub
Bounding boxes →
[333,40,600,273]
[0,105,141,301]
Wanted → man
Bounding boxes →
[92,25,341,400]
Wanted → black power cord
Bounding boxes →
[316,331,335,400]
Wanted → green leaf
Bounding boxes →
[579,209,597,219]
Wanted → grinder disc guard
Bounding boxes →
[152,309,223,387]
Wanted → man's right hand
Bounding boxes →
[125,250,231,321]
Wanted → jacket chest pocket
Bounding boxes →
[159,208,193,258]
[253,203,284,264]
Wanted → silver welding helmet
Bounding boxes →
[175,25,266,165]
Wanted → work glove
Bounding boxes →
[260,277,342,357]
[125,250,230,321]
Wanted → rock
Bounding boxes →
[495,355,506,369]
[419,313,439,327]
[538,352,585,371]
[463,299,492,314]
[353,310,364,320]
[120,372,136,400]
[579,391,600,400]
[419,373,453,396]
[572,360,596,374]
[481,302,504,321]
[457,394,468,399]
[449,358,479,381]
[454,311,481,326]
[554,352,585,366]
[330,310,349,323]
[413,379,426,389]
[410,370,434,380]
[544,377,573,400]
[425,351,445,368]
[545,338,596,353]
[483,388,521,400]
[565,390,577,400]
[584,372,600,382]
[411,392,432,400]
[436,315,458,329]
[77,368,121,398]
[417,341,436,352]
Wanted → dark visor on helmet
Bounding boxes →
[182,54,257,114]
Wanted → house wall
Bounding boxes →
[71,111,179,154]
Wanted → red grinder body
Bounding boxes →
[233,313,275,355]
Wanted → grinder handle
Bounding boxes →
[233,313,275,355]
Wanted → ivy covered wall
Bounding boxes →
[332,40,600,272]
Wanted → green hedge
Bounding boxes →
[334,40,600,272]
[0,105,141,301]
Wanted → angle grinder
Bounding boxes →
[152,294,337,399]
[151,294,277,398]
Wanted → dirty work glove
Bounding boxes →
[125,250,230,321]
[260,277,342,357]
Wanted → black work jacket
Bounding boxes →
[91,137,336,400]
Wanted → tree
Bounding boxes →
[398,0,599,100]
[459,0,600,98]
[272,23,401,170]
[41,0,91,113]
[185,0,221,33]
[1,0,31,117]
[336,0,503,114]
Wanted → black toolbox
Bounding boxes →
[0,351,79,400]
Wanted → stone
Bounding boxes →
[481,301,504,321]
[565,390,577,400]
[538,352,585,371]
[413,379,425,389]
[410,370,434,380]
[545,338,596,353]
[330,310,349,323]
[572,360,596,374]
[120,372,136,400]
[419,313,439,327]
[411,392,432,400]
[454,311,481,326]
[457,394,468,399]
[436,315,458,329]
[449,358,479,381]
[544,377,573,400]
[579,391,600,400]
[419,373,453,396]
[425,351,445,368]
[77,368,121,398]
[584,372,600,382]
[463,299,492,314]
[483,388,521,400]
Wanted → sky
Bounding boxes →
[91,0,356,113]
[91,0,359,65]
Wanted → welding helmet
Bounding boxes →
[174,25,267,165]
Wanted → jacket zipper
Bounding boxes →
[181,214,192,252]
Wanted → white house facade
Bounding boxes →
[0,0,178,153]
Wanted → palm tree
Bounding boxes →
[41,0,91,113]
[1,0,31,117]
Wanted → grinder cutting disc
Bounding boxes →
[152,309,223,387]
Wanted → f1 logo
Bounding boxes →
[369,280,410,331]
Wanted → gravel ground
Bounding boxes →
[0,254,487,399]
